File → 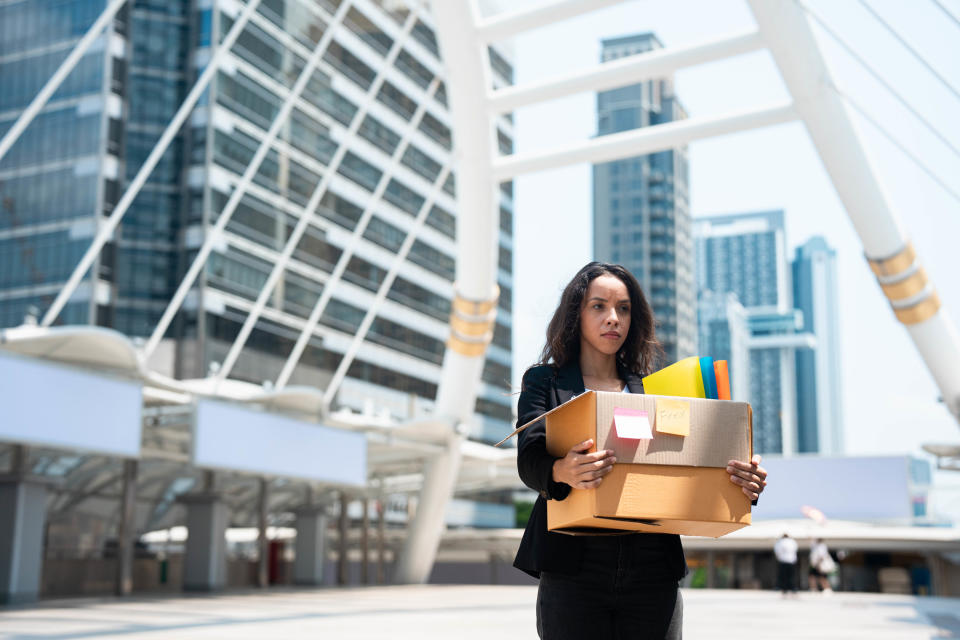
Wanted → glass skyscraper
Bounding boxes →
[592,33,695,364]
[695,210,802,455]
[793,236,843,454]
[0,0,515,442]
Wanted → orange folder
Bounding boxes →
[713,360,731,400]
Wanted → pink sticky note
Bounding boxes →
[613,407,652,439]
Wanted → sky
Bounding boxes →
[500,0,960,519]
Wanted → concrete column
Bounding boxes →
[115,459,138,597]
[338,492,349,586]
[361,497,370,585]
[293,506,327,586]
[376,498,386,585]
[181,494,229,592]
[0,479,47,604]
[257,478,268,588]
[927,552,946,596]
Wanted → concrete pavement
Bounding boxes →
[1,586,958,639]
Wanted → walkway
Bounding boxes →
[1,586,958,639]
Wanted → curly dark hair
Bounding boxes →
[538,261,662,376]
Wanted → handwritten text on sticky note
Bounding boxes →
[656,399,690,436]
[613,407,652,439]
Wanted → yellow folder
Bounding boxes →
[641,356,707,398]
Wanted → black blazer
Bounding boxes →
[512,362,687,580]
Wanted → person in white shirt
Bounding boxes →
[773,533,798,596]
[808,538,835,593]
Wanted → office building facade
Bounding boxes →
[793,236,843,454]
[0,0,516,442]
[592,33,695,364]
[694,210,802,454]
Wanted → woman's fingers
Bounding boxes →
[726,458,767,500]
[727,459,768,484]
[573,458,615,488]
[578,466,613,487]
[574,448,614,463]
[569,439,595,454]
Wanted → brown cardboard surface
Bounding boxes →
[597,465,751,523]
[549,466,751,537]
[544,391,596,459]
[594,392,750,468]
[541,391,753,538]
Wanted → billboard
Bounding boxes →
[194,399,366,486]
[0,351,142,457]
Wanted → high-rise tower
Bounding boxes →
[793,236,843,454]
[593,33,695,363]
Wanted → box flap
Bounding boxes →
[493,390,595,447]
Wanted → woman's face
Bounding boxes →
[579,274,631,358]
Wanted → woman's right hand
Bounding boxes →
[551,439,616,489]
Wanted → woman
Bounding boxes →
[808,538,834,593]
[514,262,767,639]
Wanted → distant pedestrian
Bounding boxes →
[808,538,835,593]
[773,533,798,596]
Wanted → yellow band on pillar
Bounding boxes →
[868,243,915,278]
[447,334,492,357]
[880,268,928,301]
[447,286,500,358]
[452,289,500,316]
[893,291,941,325]
[450,313,495,337]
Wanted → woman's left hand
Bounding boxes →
[726,454,767,501]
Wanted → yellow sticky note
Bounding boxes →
[656,398,690,436]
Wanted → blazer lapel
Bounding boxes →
[618,363,646,394]
[625,371,645,394]
[554,362,585,407]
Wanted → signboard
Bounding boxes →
[194,399,366,486]
[0,351,142,457]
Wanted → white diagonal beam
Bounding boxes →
[40,0,264,327]
[0,0,129,165]
[275,77,442,390]
[476,0,627,42]
[141,0,352,358]
[749,0,960,424]
[214,7,422,384]
[487,30,763,114]
[321,163,453,406]
[491,102,798,181]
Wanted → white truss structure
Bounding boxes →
[1,0,957,586]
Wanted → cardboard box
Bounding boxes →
[539,390,753,537]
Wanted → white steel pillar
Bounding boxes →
[748,0,960,424]
[393,0,498,585]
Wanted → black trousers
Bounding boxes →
[536,536,682,640]
[776,561,797,592]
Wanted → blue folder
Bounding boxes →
[699,356,718,400]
